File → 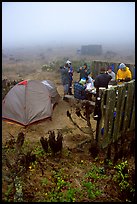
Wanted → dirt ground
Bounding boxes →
[2,69,135,202]
[2,70,97,145]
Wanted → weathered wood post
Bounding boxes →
[94,88,102,143]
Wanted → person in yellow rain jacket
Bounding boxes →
[116,63,132,84]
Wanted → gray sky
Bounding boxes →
[2,2,135,48]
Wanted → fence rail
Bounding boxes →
[96,80,135,149]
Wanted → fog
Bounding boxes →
[2,2,135,53]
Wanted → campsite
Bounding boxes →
[2,47,135,202]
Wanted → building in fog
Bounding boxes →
[81,44,102,56]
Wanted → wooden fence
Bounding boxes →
[96,80,135,149]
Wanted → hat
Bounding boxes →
[66,60,71,65]
[79,78,86,85]
[119,63,126,69]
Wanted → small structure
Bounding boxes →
[81,44,102,56]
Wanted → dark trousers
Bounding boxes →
[68,80,73,95]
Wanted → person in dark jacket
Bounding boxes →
[60,63,70,99]
[94,67,112,105]
[66,60,74,95]
[94,68,112,121]
[94,67,112,90]
[77,63,90,80]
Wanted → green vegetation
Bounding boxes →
[113,160,129,191]
[4,183,14,202]
[37,164,108,202]
[82,181,102,199]
[113,160,135,201]
[41,64,54,72]
[33,146,45,158]
[2,130,135,202]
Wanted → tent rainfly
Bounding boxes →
[2,80,60,126]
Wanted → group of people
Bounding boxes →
[60,61,93,99]
[93,62,132,90]
[60,60,133,99]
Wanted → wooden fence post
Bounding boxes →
[112,84,127,142]
[97,89,106,147]
[101,88,116,148]
[122,81,135,132]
